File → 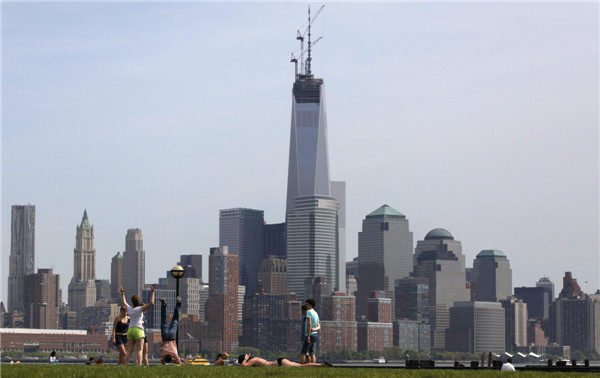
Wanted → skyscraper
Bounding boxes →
[24,268,61,329]
[8,204,36,313]
[178,254,203,280]
[122,228,145,298]
[470,249,512,302]
[206,246,239,353]
[68,210,98,320]
[536,276,555,300]
[412,228,470,350]
[258,256,287,295]
[500,297,528,351]
[110,252,123,301]
[287,195,339,300]
[285,15,346,296]
[357,205,413,317]
[72,210,96,281]
[219,208,264,294]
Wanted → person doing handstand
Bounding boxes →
[237,354,331,367]
[159,296,183,365]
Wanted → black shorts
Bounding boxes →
[115,334,128,346]
[144,336,148,344]
[277,358,283,366]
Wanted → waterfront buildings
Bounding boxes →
[395,277,429,323]
[445,301,505,354]
[514,286,550,319]
[8,204,36,313]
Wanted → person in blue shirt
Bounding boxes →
[301,299,321,363]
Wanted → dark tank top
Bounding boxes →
[115,318,129,333]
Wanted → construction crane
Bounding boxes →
[295,5,325,75]
[291,36,323,79]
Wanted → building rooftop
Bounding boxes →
[424,228,454,240]
[477,249,507,258]
[366,204,405,218]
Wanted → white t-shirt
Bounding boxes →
[127,306,144,328]
[501,362,516,371]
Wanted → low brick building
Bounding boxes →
[357,322,393,351]
[1,328,108,353]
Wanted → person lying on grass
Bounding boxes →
[237,354,332,367]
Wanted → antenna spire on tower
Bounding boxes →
[306,5,312,75]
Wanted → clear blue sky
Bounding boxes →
[2,2,598,303]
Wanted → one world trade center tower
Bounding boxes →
[286,8,346,299]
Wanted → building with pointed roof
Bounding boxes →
[68,210,97,326]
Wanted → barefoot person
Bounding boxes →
[121,285,154,366]
[112,306,129,365]
[238,354,331,367]
[159,296,183,365]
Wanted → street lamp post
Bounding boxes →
[170,265,185,352]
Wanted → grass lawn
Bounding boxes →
[0,365,569,377]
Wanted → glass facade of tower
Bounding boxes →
[286,77,331,215]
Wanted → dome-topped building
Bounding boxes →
[424,228,454,240]
[471,249,512,302]
[413,228,469,350]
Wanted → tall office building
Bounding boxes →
[24,268,61,329]
[551,272,599,353]
[287,196,339,300]
[500,297,528,351]
[167,276,201,316]
[445,301,505,354]
[357,205,413,317]
[8,204,36,313]
[395,277,429,323]
[264,223,286,258]
[110,252,123,301]
[285,23,346,295]
[206,246,239,353]
[178,254,203,281]
[514,286,550,319]
[68,211,97,317]
[72,210,96,281]
[219,208,265,294]
[258,256,287,295]
[470,249,512,302]
[122,228,145,298]
[536,276,555,300]
[412,228,470,350]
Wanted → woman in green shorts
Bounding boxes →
[120,285,154,365]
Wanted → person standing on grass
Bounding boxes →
[120,285,154,366]
[112,305,129,365]
[302,298,321,364]
[300,304,308,364]
[49,351,58,364]
[142,314,149,366]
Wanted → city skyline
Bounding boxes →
[2,3,598,302]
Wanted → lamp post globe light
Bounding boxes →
[170,265,185,351]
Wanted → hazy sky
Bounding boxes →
[2,2,598,304]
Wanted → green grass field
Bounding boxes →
[0,365,574,378]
